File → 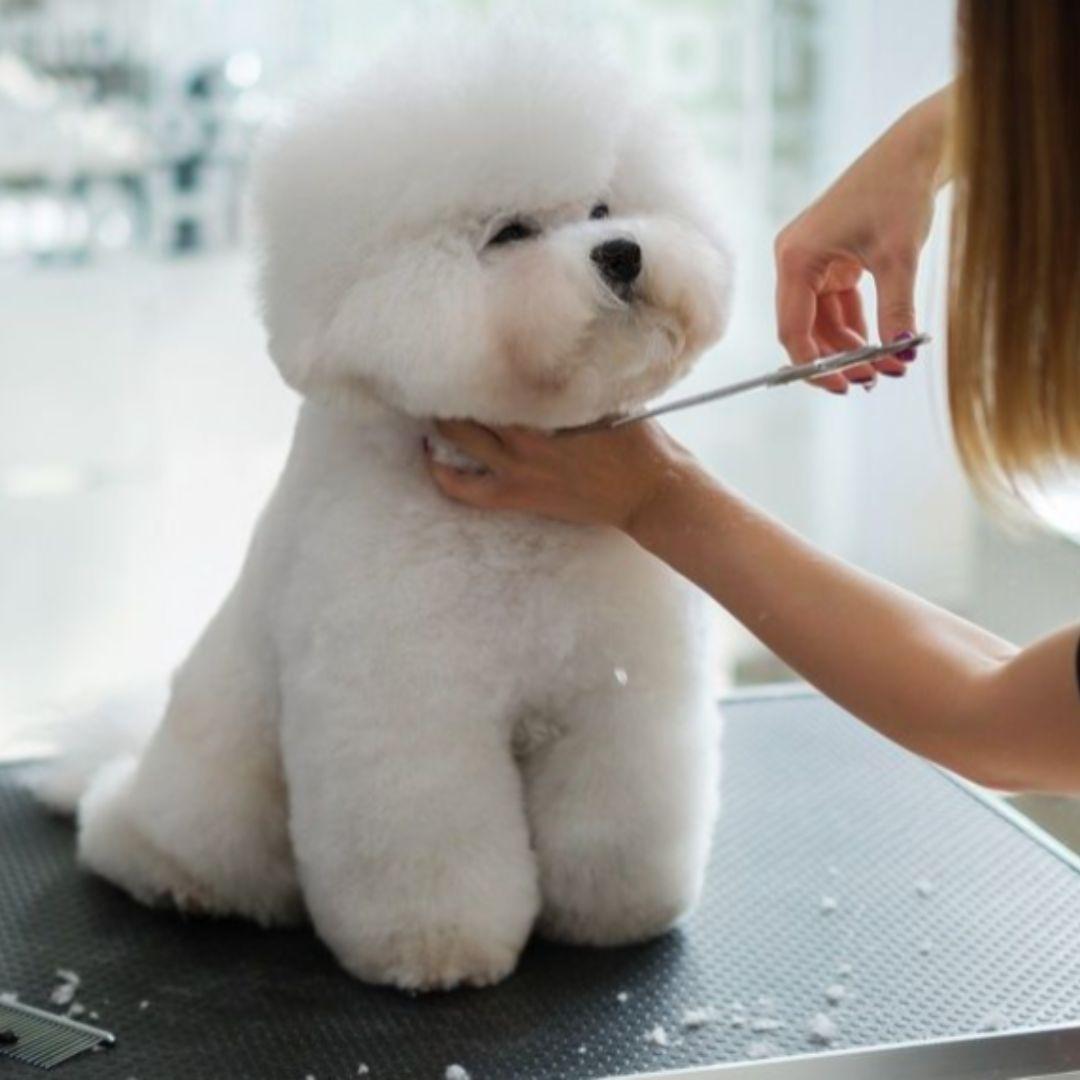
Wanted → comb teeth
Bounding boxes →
[0,998,115,1070]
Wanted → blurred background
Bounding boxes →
[1,0,1078,750]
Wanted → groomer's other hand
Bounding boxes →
[426,419,701,531]
[774,88,949,391]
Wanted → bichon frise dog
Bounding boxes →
[37,17,733,991]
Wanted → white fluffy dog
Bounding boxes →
[38,19,733,991]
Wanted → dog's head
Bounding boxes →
[253,19,733,429]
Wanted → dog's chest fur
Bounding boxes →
[511,707,569,758]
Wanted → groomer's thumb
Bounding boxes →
[872,255,918,348]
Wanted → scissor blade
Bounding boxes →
[558,333,930,436]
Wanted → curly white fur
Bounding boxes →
[37,15,734,991]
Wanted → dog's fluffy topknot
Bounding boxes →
[253,14,732,428]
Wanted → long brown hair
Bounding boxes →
[948,0,1080,508]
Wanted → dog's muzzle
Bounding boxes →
[591,238,641,299]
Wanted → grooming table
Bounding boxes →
[4,687,1080,1079]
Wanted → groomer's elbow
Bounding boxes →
[936,743,1022,792]
[944,663,1070,794]
[935,667,1027,792]
[940,742,1041,793]
[952,758,1025,793]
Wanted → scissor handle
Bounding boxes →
[778,333,932,385]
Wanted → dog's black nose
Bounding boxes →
[591,238,642,287]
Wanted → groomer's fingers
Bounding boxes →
[870,251,919,367]
[434,419,510,468]
[834,289,900,378]
[775,257,821,361]
[497,425,554,457]
[837,287,869,341]
[817,294,875,387]
[426,461,511,510]
[775,254,847,395]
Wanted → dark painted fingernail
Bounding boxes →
[880,369,905,378]
[893,331,917,362]
[421,436,431,455]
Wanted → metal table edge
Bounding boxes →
[602,1022,1080,1079]
[721,685,1080,876]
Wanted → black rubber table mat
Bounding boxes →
[3,689,1080,1079]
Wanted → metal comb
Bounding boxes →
[0,997,115,1070]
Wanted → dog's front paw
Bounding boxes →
[340,922,525,992]
[537,844,701,947]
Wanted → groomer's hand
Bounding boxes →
[426,419,703,530]
[774,87,950,391]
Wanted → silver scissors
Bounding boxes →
[557,333,931,435]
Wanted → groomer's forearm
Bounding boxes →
[627,468,1075,790]
[904,85,954,189]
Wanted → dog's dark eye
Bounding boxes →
[488,220,537,246]
[589,203,610,220]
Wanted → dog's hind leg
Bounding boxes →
[77,594,303,927]
[78,754,220,913]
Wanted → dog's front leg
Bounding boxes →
[524,679,720,947]
[280,662,539,991]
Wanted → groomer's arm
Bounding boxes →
[428,420,1080,793]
